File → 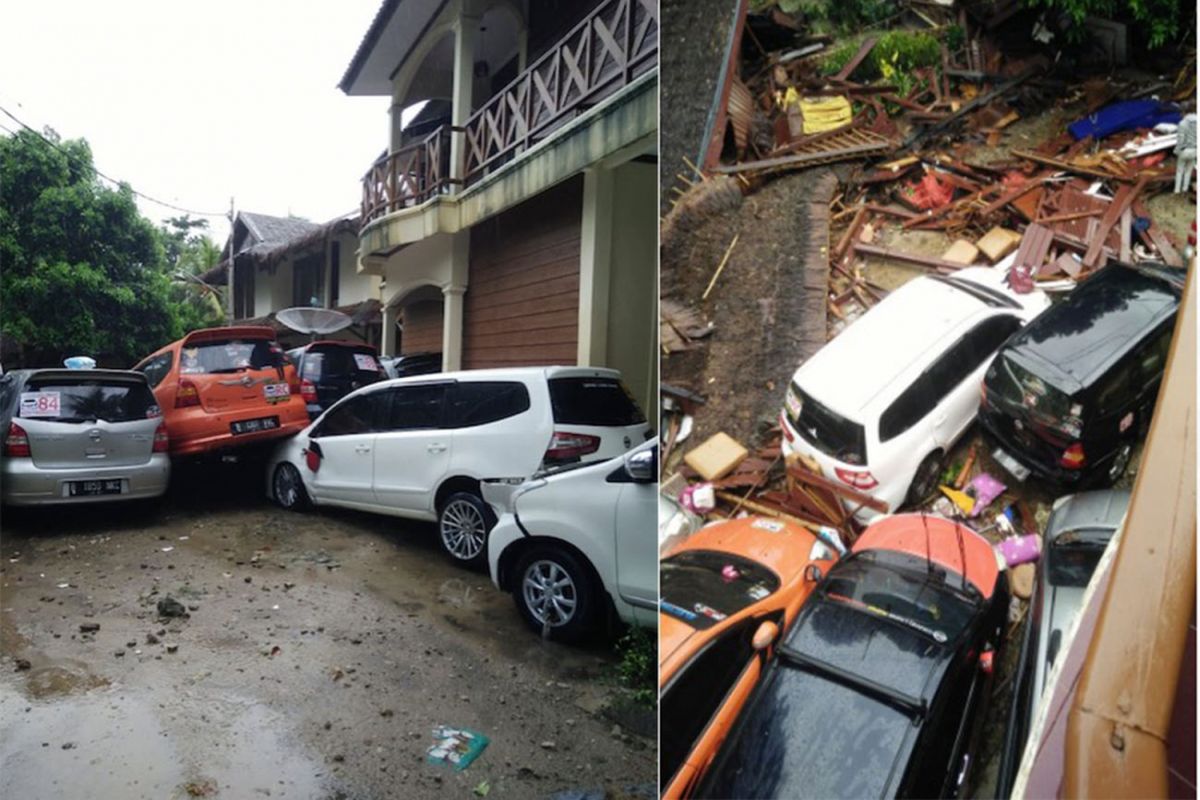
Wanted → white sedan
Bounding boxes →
[483,440,658,642]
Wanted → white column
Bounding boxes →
[449,13,479,189]
[441,287,465,371]
[381,304,399,356]
[577,167,615,366]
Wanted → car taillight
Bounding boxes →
[1059,442,1086,469]
[300,379,318,404]
[834,466,878,490]
[4,422,31,457]
[175,379,200,408]
[152,422,169,453]
[545,431,600,461]
[304,446,321,473]
[979,647,994,675]
[780,413,795,442]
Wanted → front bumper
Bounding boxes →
[2,455,170,506]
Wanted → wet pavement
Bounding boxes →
[0,459,655,800]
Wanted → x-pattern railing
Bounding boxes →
[360,127,453,227]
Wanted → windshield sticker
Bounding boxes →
[720,564,741,582]
[747,585,770,601]
[353,353,379,372]
[1119,412,1133,433]
[20,391,61,417]
[829,591,948,643]
[660,600,698,622]
[694,603,727,622]
[181,348,203,373]
[751,519,785,533]
[146,405,162,419]
[264,382,290,399]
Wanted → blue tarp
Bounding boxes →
[1068,99,1182,140]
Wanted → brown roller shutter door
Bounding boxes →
[462,176,582,369]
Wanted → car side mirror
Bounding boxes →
[804,564,823,582]
[752,620,780,652]
[624,448,656,483]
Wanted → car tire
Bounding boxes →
[512,545,598,643]
[906,451,943,507]
[437,492,494,567]
[1106,441,1134,484]
[272,463,310,511]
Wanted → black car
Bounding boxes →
[380,352,442,380]
[697,516,1008,799]
[287,341,385,416]
[979,263,1180,488]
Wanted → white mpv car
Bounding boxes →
[781,267,1048,521]
[483,440,658,642]
[266,367,651,565]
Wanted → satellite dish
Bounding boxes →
[275,307,353,335]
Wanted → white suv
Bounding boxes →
[483,440,658,642]
[266,366,651,565]
[781,267,1048,521]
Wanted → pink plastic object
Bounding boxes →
[678,483,715,514]
[967,473,1006,518]
[997,534,1042,567]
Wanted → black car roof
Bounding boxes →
[700,594,962,799]
[1001,264,1179,393]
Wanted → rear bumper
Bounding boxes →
[167,403,310,457]
[2,455,170,506]
[978,417,1092,487]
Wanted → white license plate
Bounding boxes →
[231,417,279,435]
[992,448,1031,481]
[68,479,123,496]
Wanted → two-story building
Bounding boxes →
[339,0,658,414]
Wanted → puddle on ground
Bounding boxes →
[0,685,328,799]
[24,660,110,698]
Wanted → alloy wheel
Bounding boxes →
[274,464,302,508]
[521,560,578,627]
[440,499,487,561]
[1108,443,1133,483]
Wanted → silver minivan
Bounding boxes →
[0,369,170,505]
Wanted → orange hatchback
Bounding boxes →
[133,327,310,457]
[658,516,839,799]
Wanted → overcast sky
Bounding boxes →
[0,0,389,244]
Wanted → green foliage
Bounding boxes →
[820,29,941,93]
[1022,0,1183,48]
[0,128,221,368]
[614,626,656,708]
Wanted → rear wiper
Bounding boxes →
[777,643,927,720]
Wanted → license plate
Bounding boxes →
[231,416,279,435]
[68,479,123,496]
[263,383,290,399]
[992,447,1031,481]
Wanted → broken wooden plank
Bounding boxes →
[1014,223,1055,275]
[833,36,878,81]
[1131,199,1184,268]
[1082,177,1146,269]
[855,243,965,273]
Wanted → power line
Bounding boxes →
[0,103,228,218]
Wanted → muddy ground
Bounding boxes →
[0,460,655,800]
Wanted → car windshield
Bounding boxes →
[818,554,977,645]
[787,382,867,464]
[180,339,284,374]
[986,354,1077,430]
[21,379,158,423]
[549,377,645,426]
[1048,530,1112,587]
[659,550,780,630]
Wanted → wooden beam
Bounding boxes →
[1083,177,1146,269]
[833,36,878,81]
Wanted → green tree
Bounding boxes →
[0,127,207,367]
[1024,0,1185,49]
[160,215,226,328]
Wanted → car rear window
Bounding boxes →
[1048,530,1111,587]
[549,377,645,426]
[20,379,158,423]
[659,550,780,630]
[786,382,867,464]
[447,382,531,427]
[180,338,285,374]
[301,347,382,381]
[985,354,1076,429]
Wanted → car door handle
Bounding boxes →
[427,443,447,453]
[355,445,371,453]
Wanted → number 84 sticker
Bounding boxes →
[20,391,61,417]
